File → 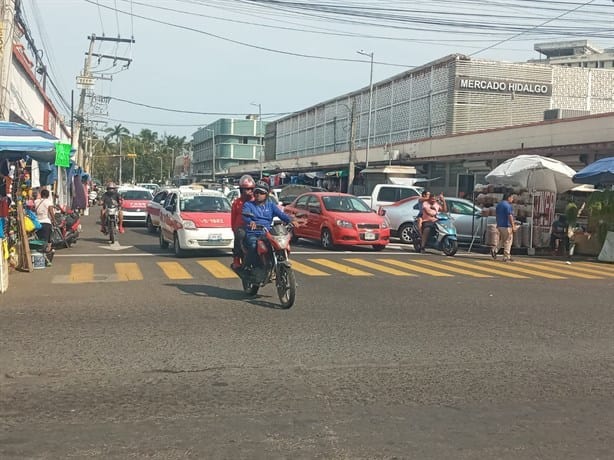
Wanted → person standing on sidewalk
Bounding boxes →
[492,193,517,262]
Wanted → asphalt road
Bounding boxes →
[1,211,613,459]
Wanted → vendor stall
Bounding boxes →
[482,155,576,254]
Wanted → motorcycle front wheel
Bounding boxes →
[441,236,458,256]
[108,220,115,244]
[276,264,296,309]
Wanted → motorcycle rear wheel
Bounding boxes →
[442,236,458,256]
[276,264,296,309]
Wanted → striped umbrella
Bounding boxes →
[0,121,59,163]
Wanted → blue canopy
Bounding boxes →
[0,121,59,163]
[572,157,614,186]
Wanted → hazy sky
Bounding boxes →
[23,0,614,139]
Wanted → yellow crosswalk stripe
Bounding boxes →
[444,259,528,278]
[115,262,143,281]
[344,258,416,276]
[70,263,94,282]
[197,260,237,279]
[377,259,454,277]
[157,261,192,280]
[309,258,372,276]
[524,261,604,279]
[412,259,492,278]
[537,260,611,277]
[574,261,614,275]
[477,260,566,279]
[290,260,330,276]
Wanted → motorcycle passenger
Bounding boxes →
[100,182,124,234]
[231,174,256,269]
[242,180,294,269]
[420,192,447,252]
[415,190,430,234]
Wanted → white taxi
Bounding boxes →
[158,189,234,257]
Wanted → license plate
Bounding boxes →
[364,232,376,240]
[208,234,222,241]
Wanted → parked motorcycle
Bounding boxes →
[231,222,297,309]
[411,213,458,256]
[104,204,120,244]
[51,206,81,249]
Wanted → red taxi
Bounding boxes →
[118,186,153,225]
[159,190,233,257]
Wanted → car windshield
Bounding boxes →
[322,196,372,212]
[121,190,152,200]
[180,195,231,212]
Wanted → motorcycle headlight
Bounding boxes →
[335,219,353,229]
[182,220,197,230]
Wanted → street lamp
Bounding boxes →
[357,50,374,168]
[204,128,216,182]
[250,102,263,179]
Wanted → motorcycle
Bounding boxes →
[103,204,120,244]
[88,190,99,207]
[51,205,81,249]
[411,213,458,256]
[231,222,297,309]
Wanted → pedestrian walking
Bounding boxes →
[492,193,517,262]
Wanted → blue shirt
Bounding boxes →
[242,199,292,237]
[495,200,514,228]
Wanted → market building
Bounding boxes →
[227,40,614,194]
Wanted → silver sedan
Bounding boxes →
[380,196,494,244]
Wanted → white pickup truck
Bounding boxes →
[359,184,423,210]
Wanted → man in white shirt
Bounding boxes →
[34,188,55,252]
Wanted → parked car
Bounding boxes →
[158,190,234,257]
[284,192,390,250]
[146,188,179,233]
[118,186,153,225]
[136,183,160,194]
[379,196,492,244]
[358,183,423,210]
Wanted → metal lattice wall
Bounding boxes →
[274,56,614,160]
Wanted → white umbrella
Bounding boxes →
[485,154,576,193]
[485,155,576,254]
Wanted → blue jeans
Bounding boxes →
[245,233,262,267]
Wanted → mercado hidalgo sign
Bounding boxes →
[455,76,552,96]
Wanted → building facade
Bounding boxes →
[192,117,267,180]
[273,53,614,163]
[530,40,614,69]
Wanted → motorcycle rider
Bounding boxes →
[230,174,256,269]
[420,192,447,252]
[242,180,295,269]
[100,182,124,234]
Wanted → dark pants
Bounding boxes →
[245,233,262,267]
[233,227,246,257]
[550,233,568,253]
[36,223,52,244]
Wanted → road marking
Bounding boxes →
[309,258,372,276]
[444,259,528,278]
[197,260,237,279]
[412,260,493,278]
[519,261,604,280]
[343,258,416,276]
[290,260,330,276]
[574,262,614,275]
[70,263,94,282]
[115,262,143,281]
[477,261,566,279]
[537,260,610,277]
[157,261,192,280]
[377,259,454,277]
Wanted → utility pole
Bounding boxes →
[118,136,122,184]
[74,34,135,169]
[251,102,263,179]
[126,153,136,184]
[357,50,374,168]
[0,0,16,120]
[348,100,357,194]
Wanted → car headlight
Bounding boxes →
[182,220,197,230]
[335,219,353,229]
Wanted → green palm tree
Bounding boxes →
[104,124,130,146]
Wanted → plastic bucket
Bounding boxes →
[32,251,46,269]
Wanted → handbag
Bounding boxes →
[25,209,42,231]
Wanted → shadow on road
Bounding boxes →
[166,283,285,310]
